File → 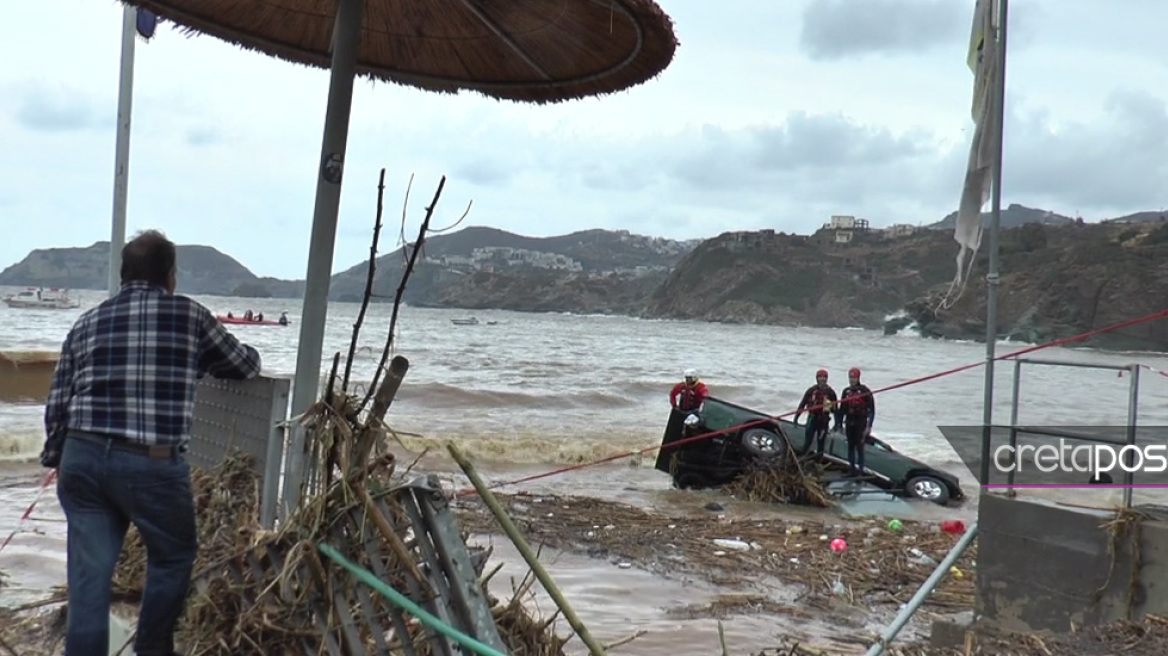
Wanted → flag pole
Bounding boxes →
[979,0,1008,484]
[109,5,137,297]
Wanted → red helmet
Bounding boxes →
[816,369,828,378]
[849,367,861,378]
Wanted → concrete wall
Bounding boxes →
[976,492,1168,633]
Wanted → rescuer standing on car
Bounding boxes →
[795,369,838,456]
[837,367,875,477]
[670,368,708,413]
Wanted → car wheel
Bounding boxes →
[905,475,950,505]
[741,428,785,460]
[675,472,713,490]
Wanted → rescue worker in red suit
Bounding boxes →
[794,369,838,455]
[837,367,875,477]
[670,368,708,413]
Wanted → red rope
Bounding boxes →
[0,469,57,555]
[453,307,1168,497]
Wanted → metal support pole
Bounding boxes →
[978,0,1009,488]
[283,0,366,515]
[1124,364,1140,507]
[1006,358,1021,488]
[864,523,979,656]
[109,5,137,297]
[260,377,291,529]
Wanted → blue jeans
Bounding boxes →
[56,435,197,656]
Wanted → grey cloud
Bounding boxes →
[576,160,657,192]
[1003,90,1168,212]
[667,111,938,195]
[800,0,965,61]
[456,158,513,186]
[14,85,106,132]
[185,126,223,147]
[750,112,928,169]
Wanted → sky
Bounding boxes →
[2,0,1167,280]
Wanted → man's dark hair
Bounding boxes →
[120,229,176,287]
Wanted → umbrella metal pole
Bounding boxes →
[979,0,1008,487]
[284,0,366,514]
[109,5,137,297]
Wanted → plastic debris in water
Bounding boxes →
[830,538,848,554]
[941,520,966,534]
[888,519,904,531]
[713,538,752,551]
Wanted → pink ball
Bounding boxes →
[830,538,847,554]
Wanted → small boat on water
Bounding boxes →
[451,317,479,326]
[3,287,81,310]
[217,311,290,326]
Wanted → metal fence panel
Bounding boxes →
[190,375,291,526]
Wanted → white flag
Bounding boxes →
[940,0,997,309]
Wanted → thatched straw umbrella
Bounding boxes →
[113,0,679,509]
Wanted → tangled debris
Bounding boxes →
[112,451,262,600]
[454,493,976,613]
[722,454,835,507]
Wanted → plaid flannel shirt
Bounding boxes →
[44,281,262,448]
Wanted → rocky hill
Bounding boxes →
[645,228,956,328]
[7,216,1168,350]
[322,227,696,308]
[926,203,1076,230]
[0,228,696,310]
[0,241,304,298]
[646,221,1168,351]
[899,221,1168,351]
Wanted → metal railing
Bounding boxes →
[980,357,1142,507]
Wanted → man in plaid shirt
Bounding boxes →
[41,230,262,656]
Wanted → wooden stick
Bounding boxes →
[603,629,647,651]
[447,442,608,656]
[357,485,432,595]
[359,175,445,414]
[343,167,387,393]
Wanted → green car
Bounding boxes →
[655,396,965,506]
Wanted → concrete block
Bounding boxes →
[975,493,1168,635]
[930,611,974,649]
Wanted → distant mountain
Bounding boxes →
[322,227,699,303]
[0,241,305,298]
[0,227,699,306]
[403,226,696,270]
[927,204,1076,230]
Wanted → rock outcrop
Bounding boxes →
[901,221,1168,351]
[644,221,1168,352]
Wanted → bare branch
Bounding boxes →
[342,168,387,393]
[428,199,474,233]
[358,176,448,415]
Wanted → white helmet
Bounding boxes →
[684,368,698,381]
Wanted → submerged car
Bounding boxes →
[654,396,965,506]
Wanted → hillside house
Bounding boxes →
[883,224,916,239]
